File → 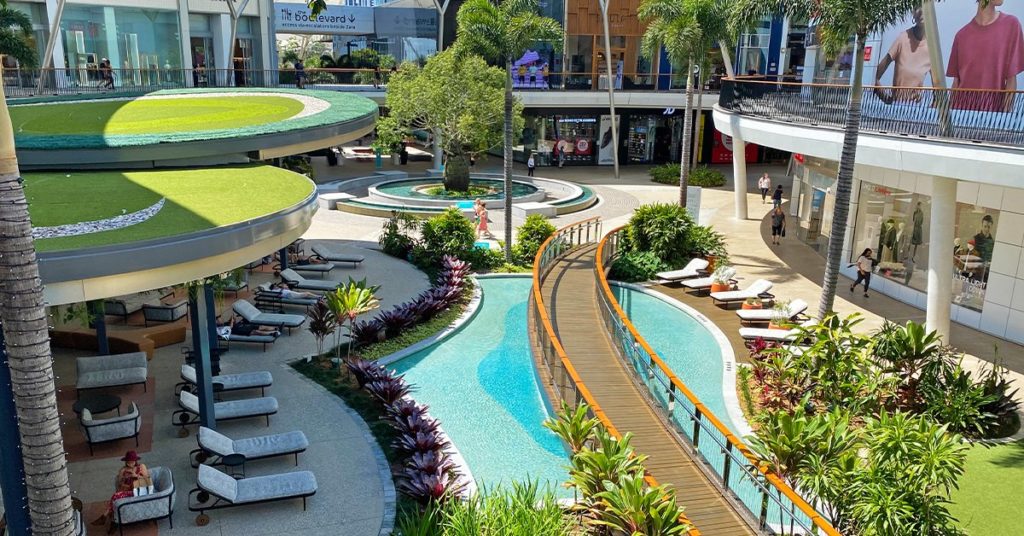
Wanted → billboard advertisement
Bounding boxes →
[867,2,1024,112]
[274,3,374,35]
[597,114,618,166]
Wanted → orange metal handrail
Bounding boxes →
[594,226,841,536]
[530,217,701,536]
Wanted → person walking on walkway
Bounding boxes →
[850,248,874,298]
[770,206,786,245]
[772,185,784,208]
[758,173,772,203]
[527,153,536,176]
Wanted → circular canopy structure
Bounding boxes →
[12,88,377,169]
[32,164,317,305]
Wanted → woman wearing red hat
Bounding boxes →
[91,450,150,533]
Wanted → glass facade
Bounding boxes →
[60,6,181,85]
[8,2,48,67]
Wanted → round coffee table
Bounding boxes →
[73,394,122,416]
[221,453,246,479]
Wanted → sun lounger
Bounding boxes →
[173,391,278,436]
[736,299,809,325]
[310,244,365,267]
[232,300,306,333]
[218,331,277,351]
[176,365,273,397]
[188,465,317,525]
[656,258,710,282]
[681,267,737,292]
[190,426,309,468]
[281,261,336,278]
[739,320,817,342]
[254,284,319,312]
[710,279,775,307]
[279,269,344,292]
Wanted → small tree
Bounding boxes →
[326,278,380,362]
[0,7,36,67]
[383,51,515,192]
[307,300,336,358]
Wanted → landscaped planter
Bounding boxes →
[742,302,763,310]
[710,282,732,293]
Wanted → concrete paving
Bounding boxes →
[55,240,430,536]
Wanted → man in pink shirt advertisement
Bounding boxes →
[875,8,930,103]
[947,0,1024,112]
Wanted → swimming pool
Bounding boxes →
[390,276,570,494]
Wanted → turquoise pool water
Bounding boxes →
[377,179,539,200]
[391,277,570,494]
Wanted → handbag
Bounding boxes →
[781,228,786,237]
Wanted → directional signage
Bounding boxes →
[274,3,374,35]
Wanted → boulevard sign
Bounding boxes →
[274,3,374,35]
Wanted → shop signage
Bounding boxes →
[374,7,438,38]
[662,107,676,115]
[274,3,374,35]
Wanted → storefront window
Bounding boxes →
[60,6,181,86]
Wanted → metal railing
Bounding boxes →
[529,217,701,536]
[719,77,1024,148]
[594,226,841,536]
[3,66,718,99]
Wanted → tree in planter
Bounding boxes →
[639,0,732,208]
[326,278,381,362]
[730,0,941,316]
[455,0,562,261]
[382,51,513,192]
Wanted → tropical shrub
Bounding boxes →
[512,214,557,265]
[463,246,505,271]
[366,375,414,405]
[686,224,728,261]
[608,251,666,282]
[593,475,691,536]
[376,306,418,338]
[418,208,476,268]
[395,464,466,505]
[307,300,335,357]
[543,401,600,454]
[688,166,726,187]
[396,482,572,535]
[326,278,381,360]
[648,163,681,185]
[380,211,420,258]
[349,318,384,346]
[622,203,695,268]
[345,357,388,389]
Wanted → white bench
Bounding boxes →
[318,192,355,210]
[512,202,557,218]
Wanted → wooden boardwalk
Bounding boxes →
[540,244,755,536]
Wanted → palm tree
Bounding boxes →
[639,0,731,209]
[326,278,380,361]
[454,0,562,261]
[0,6,37,67]
[731,0,937,316]
[0,58,74,535]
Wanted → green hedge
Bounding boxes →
[649,164,726,187]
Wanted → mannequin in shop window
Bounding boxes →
[892,222,905,263]
[911,202,924,261]
[877,218,898,263]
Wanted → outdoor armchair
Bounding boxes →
[142,299,188,327]
[80,402,142,456]
[112,466,176,535]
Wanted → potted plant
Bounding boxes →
[742,297,763,310]
[768,300,792,330]
[709,265,733,293]
[688,226,727,272]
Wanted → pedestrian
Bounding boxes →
[758,173,772,204]
[770,206,786,245]
[294,59,305,89]
[850,248,874,298]
[99,59,114,89]
[772,185,783,208]
[373,65,382,89]
[527,153,536,176]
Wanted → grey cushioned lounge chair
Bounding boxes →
[279,269,344,292]
[112,466,176,535]
[232,300,306,333]
[80,402,142,455]
[254,283,319,312]
[173,391,278,436]
[311,244,365,267]
[76,352,148,395]
[188,465,317,526]
[190,426,309,468]
[176,365,273,397]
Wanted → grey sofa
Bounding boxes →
[142,299,188,326]
[189,465,316,524]
[112,466,176,535]
[76,352,148,395]
[81,402,142,455]
[232,300,306,333]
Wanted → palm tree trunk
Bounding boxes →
[0,83,75,535]
[678,59,695,208]
[503,60,514,261]
[818,36,867,317]
[690,81,703,169]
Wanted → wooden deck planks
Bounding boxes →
[540,245,755,535]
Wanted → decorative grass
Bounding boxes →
[26,164,313,252]
[948,440,1024,535]
[11,88,378,149]
[12,96,304,136]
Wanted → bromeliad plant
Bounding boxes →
[326,277,381,360]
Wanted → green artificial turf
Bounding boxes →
[26,164,314,252]
[948,440,1024,534]
[12,96,304,136]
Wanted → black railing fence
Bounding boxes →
[719,78,1024,148]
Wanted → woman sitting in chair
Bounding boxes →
[92,451,150,533]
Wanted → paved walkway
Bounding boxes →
[540,244,755,535]
[54,241,430,536]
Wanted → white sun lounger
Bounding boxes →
[191,426,308,468]
[710,279,774,306]
[736,299,809,324]
[656,258,710,282]
[173,391,278,436]
[279,269,344,292]
[189,465,317,524]
[178,365,273,397]
[311,244,365,267]
[233,300,306,333]
[739,320,818,342]
[682,267,737,291]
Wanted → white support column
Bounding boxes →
[790,172,802,217]
[212,14,233,84]
[732,135,748,220]
[177,0,193,74]
[927,176,956,342]
[103,7,121,71]
[43,0,67,69]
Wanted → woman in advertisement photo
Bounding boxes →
[947,0,1024,111]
